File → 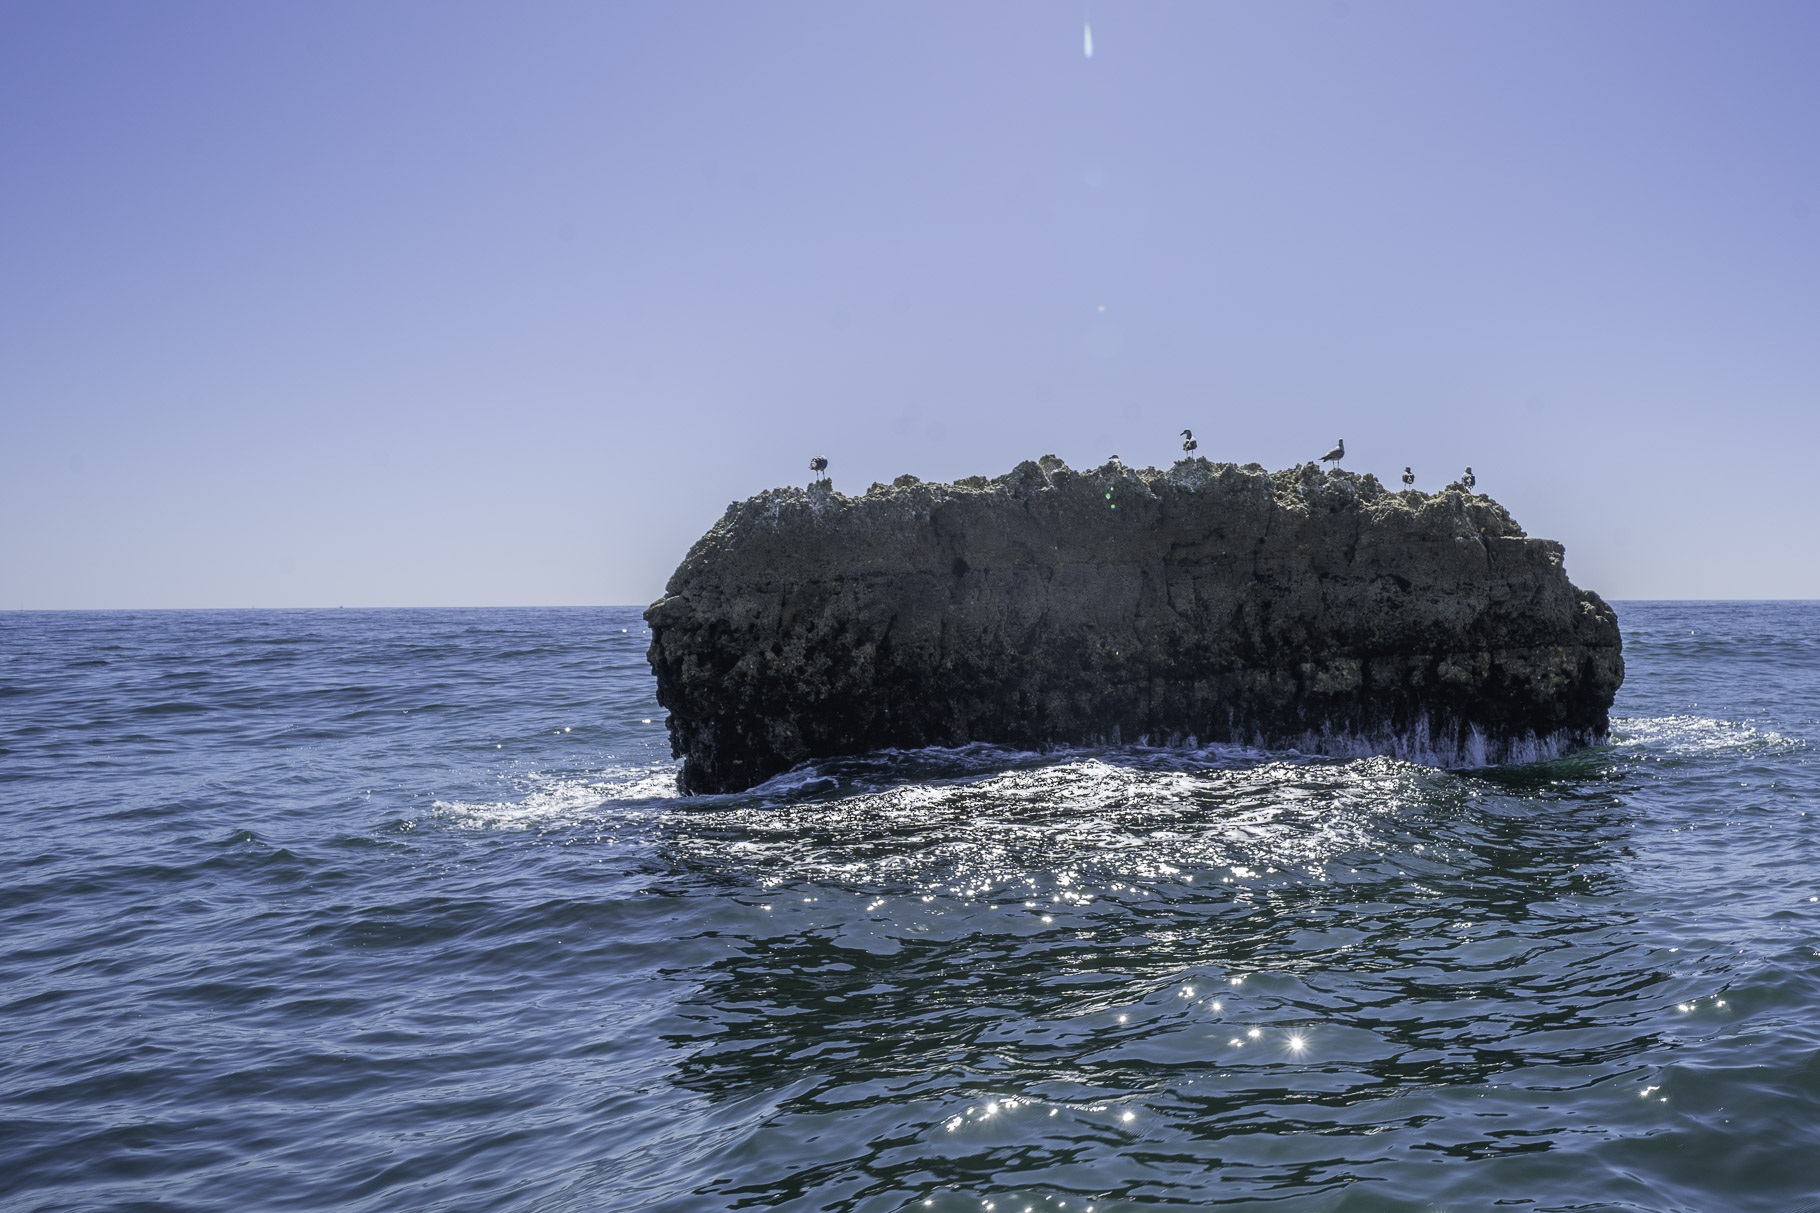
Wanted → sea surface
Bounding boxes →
[2,602,1818,1212]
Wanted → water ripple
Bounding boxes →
[1,603,1817,1211]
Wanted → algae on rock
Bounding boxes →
[645,457,1623,794]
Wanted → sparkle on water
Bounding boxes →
[2,602,1819,1211]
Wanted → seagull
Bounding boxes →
[809,455,829,483]
[1319,438,1345,467]
[1180,429,1198,455]
[1462,466,1476,490]
[1402,466,1414,488]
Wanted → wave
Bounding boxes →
[431,762,680,829]
[654,749,1459,898]
[1609,714,1805,760]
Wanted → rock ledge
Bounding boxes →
[646,458,1623,794]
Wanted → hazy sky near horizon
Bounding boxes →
[4,1,1817,608]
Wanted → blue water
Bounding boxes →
[2,603,1818,1212]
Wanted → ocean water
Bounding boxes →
[2,602,1817,1212]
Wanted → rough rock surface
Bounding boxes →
[645,457,1623,794]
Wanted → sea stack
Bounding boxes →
[645,458,1623,795]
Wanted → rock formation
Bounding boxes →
[645,457,1623,794]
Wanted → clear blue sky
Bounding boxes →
[3,1,1816,607]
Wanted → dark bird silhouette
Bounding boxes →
[1402,466,1414,487]
[809,455,829,483]
[1462,466,1476,490]
[1319,438,1345,467]
[1180,429,1198,455]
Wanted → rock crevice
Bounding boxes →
[646,458,1624,794]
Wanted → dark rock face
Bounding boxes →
[645,457,1623,794]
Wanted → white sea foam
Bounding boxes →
[1261,714,1587,769]
[663,750,1433,893]
[433,762,679,830]
[1610,715,1801,759]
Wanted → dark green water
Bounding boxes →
[2,603,1817,1211]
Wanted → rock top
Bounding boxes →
[645,457,1623,794]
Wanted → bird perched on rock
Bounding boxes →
[1180,429,1198,455]
[1462,466,1476,490]
[1319,438,1345,467]
[809,455,829,483]
[1402,466,1415,487]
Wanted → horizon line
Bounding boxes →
[5,598,1820,614]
